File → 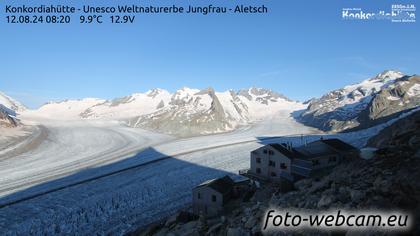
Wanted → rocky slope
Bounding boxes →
[127,87,304,136]
[127,87,233,136]
[0,92,26,128]
[298,70,420,132]
[80,89,171,119]
[0,109,18,128]
[367,109,420,149]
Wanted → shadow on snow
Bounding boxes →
[0,147,241,234]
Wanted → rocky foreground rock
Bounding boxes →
[0,106,19,128]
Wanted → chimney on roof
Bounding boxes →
[286,141,293,151]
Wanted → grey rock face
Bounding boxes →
[237,89,252,101]
[0,92,26,127]
[147,88,164,98]
[156,100,165,109]
[356,76,420,129]
[239,87,291,103]
[129,87,233,137]
[317,194,335,208]
[0,106,18,127]
[109,96,132,107]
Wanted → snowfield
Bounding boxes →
[0,115,173,198]
[0,108,405,235]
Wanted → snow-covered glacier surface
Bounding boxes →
[0,110,384,235]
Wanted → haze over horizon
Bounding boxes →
[2,0,419,108]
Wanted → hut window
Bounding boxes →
[328,156,337,163]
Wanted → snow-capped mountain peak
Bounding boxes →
[342,70,404,97]
[373,70,404,82]
[173,87,200,97]
[81,90,172,119]
[237,87,291,103]
[32,98,106,120]
[305,70,407,117]
[146,88,170,98]
[299,70,419,132]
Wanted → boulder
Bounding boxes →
[373,176,391,193]
[244,216,257,229]
[165,214,178,227]
[226,227,248,236]
[317,195,335,208]
[176,211,197,224]
[294,178,312,190]
[337,193,350,204]
[141,223,163,236]
[251,225,262,235]
[178,221,199,235]
[206,223,223,235]
[350,189,365,203]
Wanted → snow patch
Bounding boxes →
[407,83,420,96]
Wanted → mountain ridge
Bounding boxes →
[25,86,303,136]
[297,70,420,132]
[2,70,418,135]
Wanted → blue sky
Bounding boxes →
[1,0,419,108]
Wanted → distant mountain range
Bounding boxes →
[30,87,303,136]
[1,70,418,135]
[298,70,420,132]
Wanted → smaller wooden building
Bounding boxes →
[192,176,234,217]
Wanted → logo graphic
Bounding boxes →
[342,4,416,23]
